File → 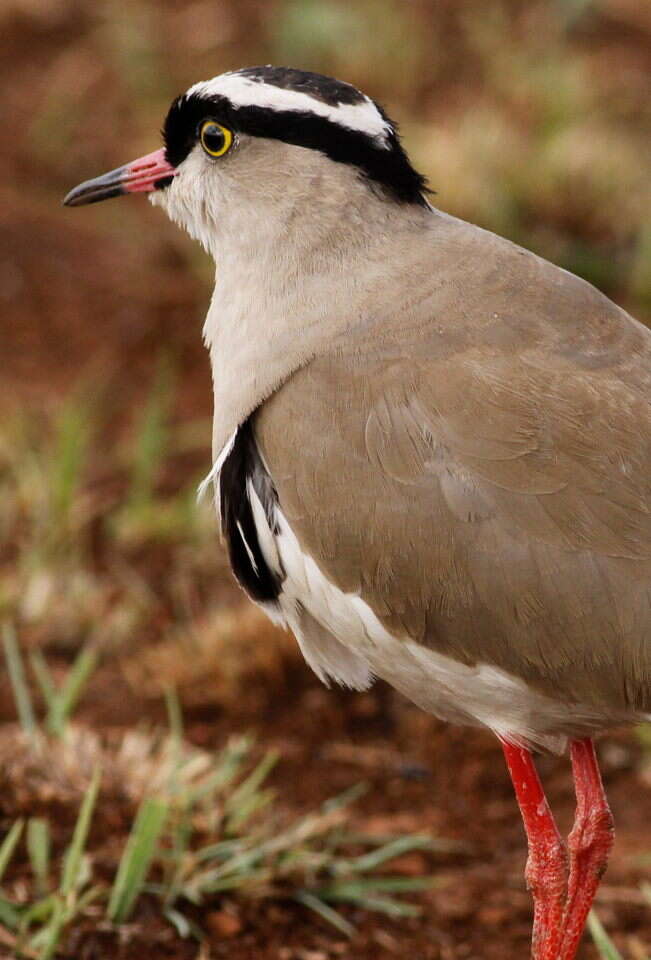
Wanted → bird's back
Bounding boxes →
[254,212,651,736]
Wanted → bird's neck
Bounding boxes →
[204,198,433,460]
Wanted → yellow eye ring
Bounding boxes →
[199,120,233,158]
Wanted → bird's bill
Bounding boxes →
[63,148,176,207]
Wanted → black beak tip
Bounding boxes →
[62,188,80,207]
[62,173,127,208]
[62,180,94,207]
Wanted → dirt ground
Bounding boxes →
[2,638,651,959]
[1,1,650,957]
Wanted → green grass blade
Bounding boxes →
[185,853,262,894]
[28,651,56,712]
[162,807,194,904]
[322,782,367,814]
[190,756,248,801]
[227,749,279,806]
[19,893,57,929]
[195,868,273,895]
[322,876,436,895]
[339,834,433,873]
[49,396,93,530]
[34,895,66,960]
[194,839,243,863]
[163,906,190,938]
[163,906,204,940]
[321,882,423,917]
[587,910,624,960]
[0,895,20,931]
[107,797,168,923]
[225,788,275,834]
[60,766,101,897]
[164,686,184,795]
[127,355,174,510]
[27,819,50,896]
[189,735,254,801]
[341,894,420,918]
[2,624,36,739]
[46,648,97,737]
[0,820,24,883]
[294,891,356,937]
[224,750,279,832]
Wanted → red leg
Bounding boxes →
[559,738,614,960]
[501,739,568,960]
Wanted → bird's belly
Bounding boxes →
[213,424,639,754]
[269,503,628,752]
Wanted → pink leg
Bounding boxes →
[559,738,614,960]
[501,740,568,960]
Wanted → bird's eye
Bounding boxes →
[199,120,233,158]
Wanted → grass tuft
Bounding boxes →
[0,675,446,953]
[39,647,98,737]
[0,767,104,959]
[3,625,97,741]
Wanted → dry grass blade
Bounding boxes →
[293,891,356,938]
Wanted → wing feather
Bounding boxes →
[255,228,651,714]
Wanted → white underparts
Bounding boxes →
[207,434,615,754]
[264,507,608,752]
[188,74,392,146]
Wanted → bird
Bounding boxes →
[64,65,651,960]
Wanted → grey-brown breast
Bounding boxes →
[254,216,651,716]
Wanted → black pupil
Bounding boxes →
[203,123,225,153]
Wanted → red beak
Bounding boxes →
[63,148,176,207]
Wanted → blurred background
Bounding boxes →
[0,1,650,958]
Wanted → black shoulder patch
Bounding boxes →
[219,419,283,603]
[237,66,366,106]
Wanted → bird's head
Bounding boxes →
[64,66,429,258]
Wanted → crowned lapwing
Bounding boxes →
[64,66,651,959]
